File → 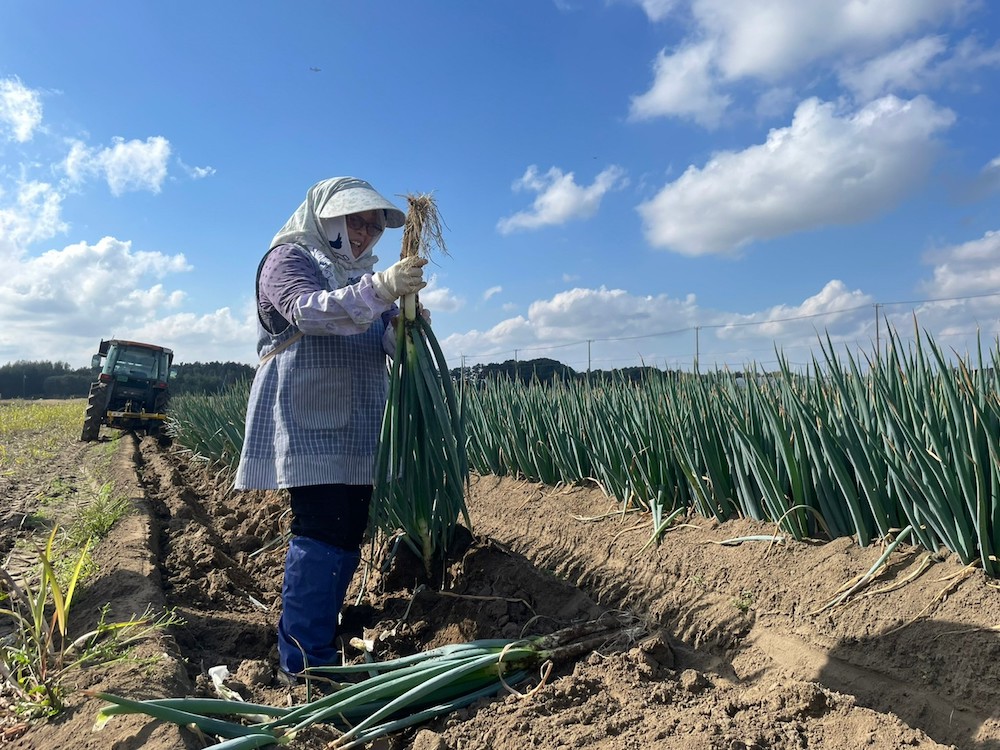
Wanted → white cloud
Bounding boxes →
[942,35,1000,78]
[891,233,1000,348]
[127,306,257,364]
[837,33,1000,102]
[0,76,43,142]
[696,0,971,81]
[957,154,1000,202]
[0,181,67,259]
[527,286,689,338]
[64,136,172,195]
[497,165,627,234]
[0,234,223,365]
[628,0,978,125]
[629,42,731,127]
[0,235,191,325]
[483,286,502,301]
[754,86,797,119]
[839,35,948,100]
[420,274,464,313]
[984,154,1000,193]
[625,0,678,22]
[438,282,887,371]
[921,230,1000,298]
[0,75,235,367]
[715,280,873,340]
[441,286,700,364]
[428,228,1000,371]
[637,95,955,256]
[179,159,216,180]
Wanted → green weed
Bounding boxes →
[732,590,755,613]
[67,483,131,548]
[0,528,179,719]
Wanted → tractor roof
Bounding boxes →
[99,339,174,356]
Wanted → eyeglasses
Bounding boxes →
[346,214,384,236]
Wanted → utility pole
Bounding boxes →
[694,326,700,373]
[587,340,592,375]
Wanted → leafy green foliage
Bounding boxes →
[167,380,249,473]
[168,362,255,396]
[463,328,1000,576]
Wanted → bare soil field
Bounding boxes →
[2,417,999,749]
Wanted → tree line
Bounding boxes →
[0,360,255,400]
[449,357,685,386]
[1,355,690,401]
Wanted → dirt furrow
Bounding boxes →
[461,474,1000,749]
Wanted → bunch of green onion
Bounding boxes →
[92,618,637,749]
[372,194,470,575]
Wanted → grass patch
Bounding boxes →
[0,400,83,472]
[0,529,180,719]
[0,401,158,719]
[0,400,82,437]
[67,482,131,548]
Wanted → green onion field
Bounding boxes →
[2,328,999,749]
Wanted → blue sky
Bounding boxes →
[2,0,999,373]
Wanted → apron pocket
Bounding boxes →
[291,367,351,429]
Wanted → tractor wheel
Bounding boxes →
[147,392,170,443]
[80,383,108,442]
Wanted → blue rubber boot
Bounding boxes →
[277,536,354,675]
[333,550,362,617]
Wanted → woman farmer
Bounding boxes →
[234,177,427,679]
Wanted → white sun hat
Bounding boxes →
[313,177,405,228]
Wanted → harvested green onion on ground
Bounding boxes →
[372,193,470,576]
[93,616,642,749]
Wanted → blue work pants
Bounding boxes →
[277,484,371,675]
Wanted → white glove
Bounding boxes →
[372,257,428,303]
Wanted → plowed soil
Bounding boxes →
[3,426,999,749]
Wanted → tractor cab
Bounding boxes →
[93,340,175,385]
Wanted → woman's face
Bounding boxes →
[345,210,384,258]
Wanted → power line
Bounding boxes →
[880,290,1000,307]
[459,290,1000,365]
[591,325,693,343]
[700,302,873,330]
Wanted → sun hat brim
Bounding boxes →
[314,177,406,228]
